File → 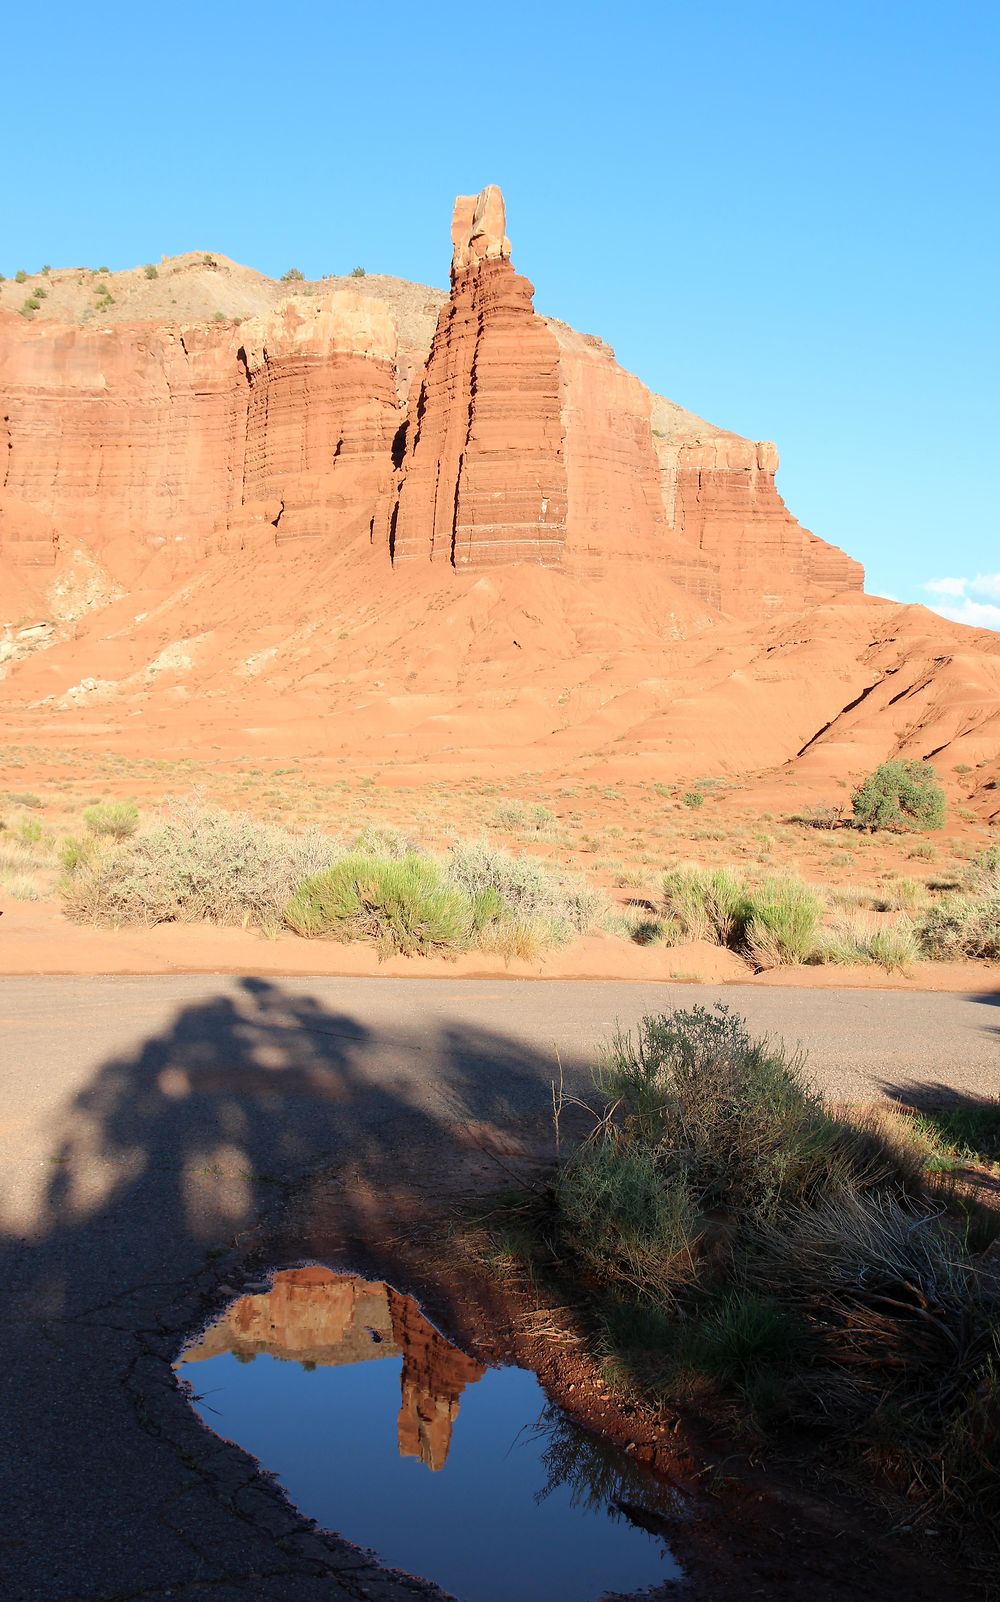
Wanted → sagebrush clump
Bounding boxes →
[62,800,337,930]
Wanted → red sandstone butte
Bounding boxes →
[2,187,997,808]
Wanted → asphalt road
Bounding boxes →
[0,975,997,1602]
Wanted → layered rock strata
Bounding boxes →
[389,186,568,567]
[0,186,863,617]
[0,292,399,580]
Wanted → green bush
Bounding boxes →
[681,790,705,809]
[83,801,139,840]
[350,265,366,278]
[557,1142,697,1301]
[15,269,27,283]
[743,875,823,967]
[143,264,158,279]
[284,853,471,956]
[281,266,304,282]
[660,865,821,965]
[660,864,747,946]
[851,760,945,832]
[60,834,97,874]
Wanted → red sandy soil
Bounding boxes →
[1,900,996,991]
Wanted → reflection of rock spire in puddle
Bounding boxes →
[182,1267,484,1471]
[387,1286,484,1471]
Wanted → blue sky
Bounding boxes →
[2,0,997,625]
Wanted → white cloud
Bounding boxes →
[927,595,1000,631]
[970,571,1000,602]
[920,573,1000,630]
[923,576,968,597]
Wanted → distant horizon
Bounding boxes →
[3,0,997,628]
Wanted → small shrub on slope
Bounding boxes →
[917,847,1000,961]
[851,759,945,833]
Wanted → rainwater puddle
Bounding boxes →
[177,1266,682,1602]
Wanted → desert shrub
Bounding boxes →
[15,269,27,283]
[22,298,40,313]
[3,874,42,901]
[82,800,139,840]
[489,799,557,835]
[34,285,47,300]
[743,875,823,967]
[538,1005,1000,1542]
[211,310,227,323]
[350,265,366,278]
[918,894,1000,961]
[660,866,821,965]
[917,847,1000,960]
[59,834,98,874]
[16,818,44,847]
[143,264,158,279]
[851,759,945,833]
[281,266,304,282]
[445,837,606,946]
[62,800,337,929]
[350,823,418,859]
[678,1291,801,1383]
[283,853,471,956]
[660,864,748,946]
[681,790,705,809]
[6,792,42,809]
[813,911,921,971]
[557,1142,698,1301]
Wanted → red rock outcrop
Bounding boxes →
[383,187,862,614]
[0,291,399,583]
[0,183,864,630]
[389,186,568,567]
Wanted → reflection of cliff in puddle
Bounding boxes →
[179,1267,681,1602]
[183,1265,482,1473]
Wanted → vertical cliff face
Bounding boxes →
[0,292,400,580]
[389,186,569,567]
[385,186,862,613]
[1,188,864,620]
